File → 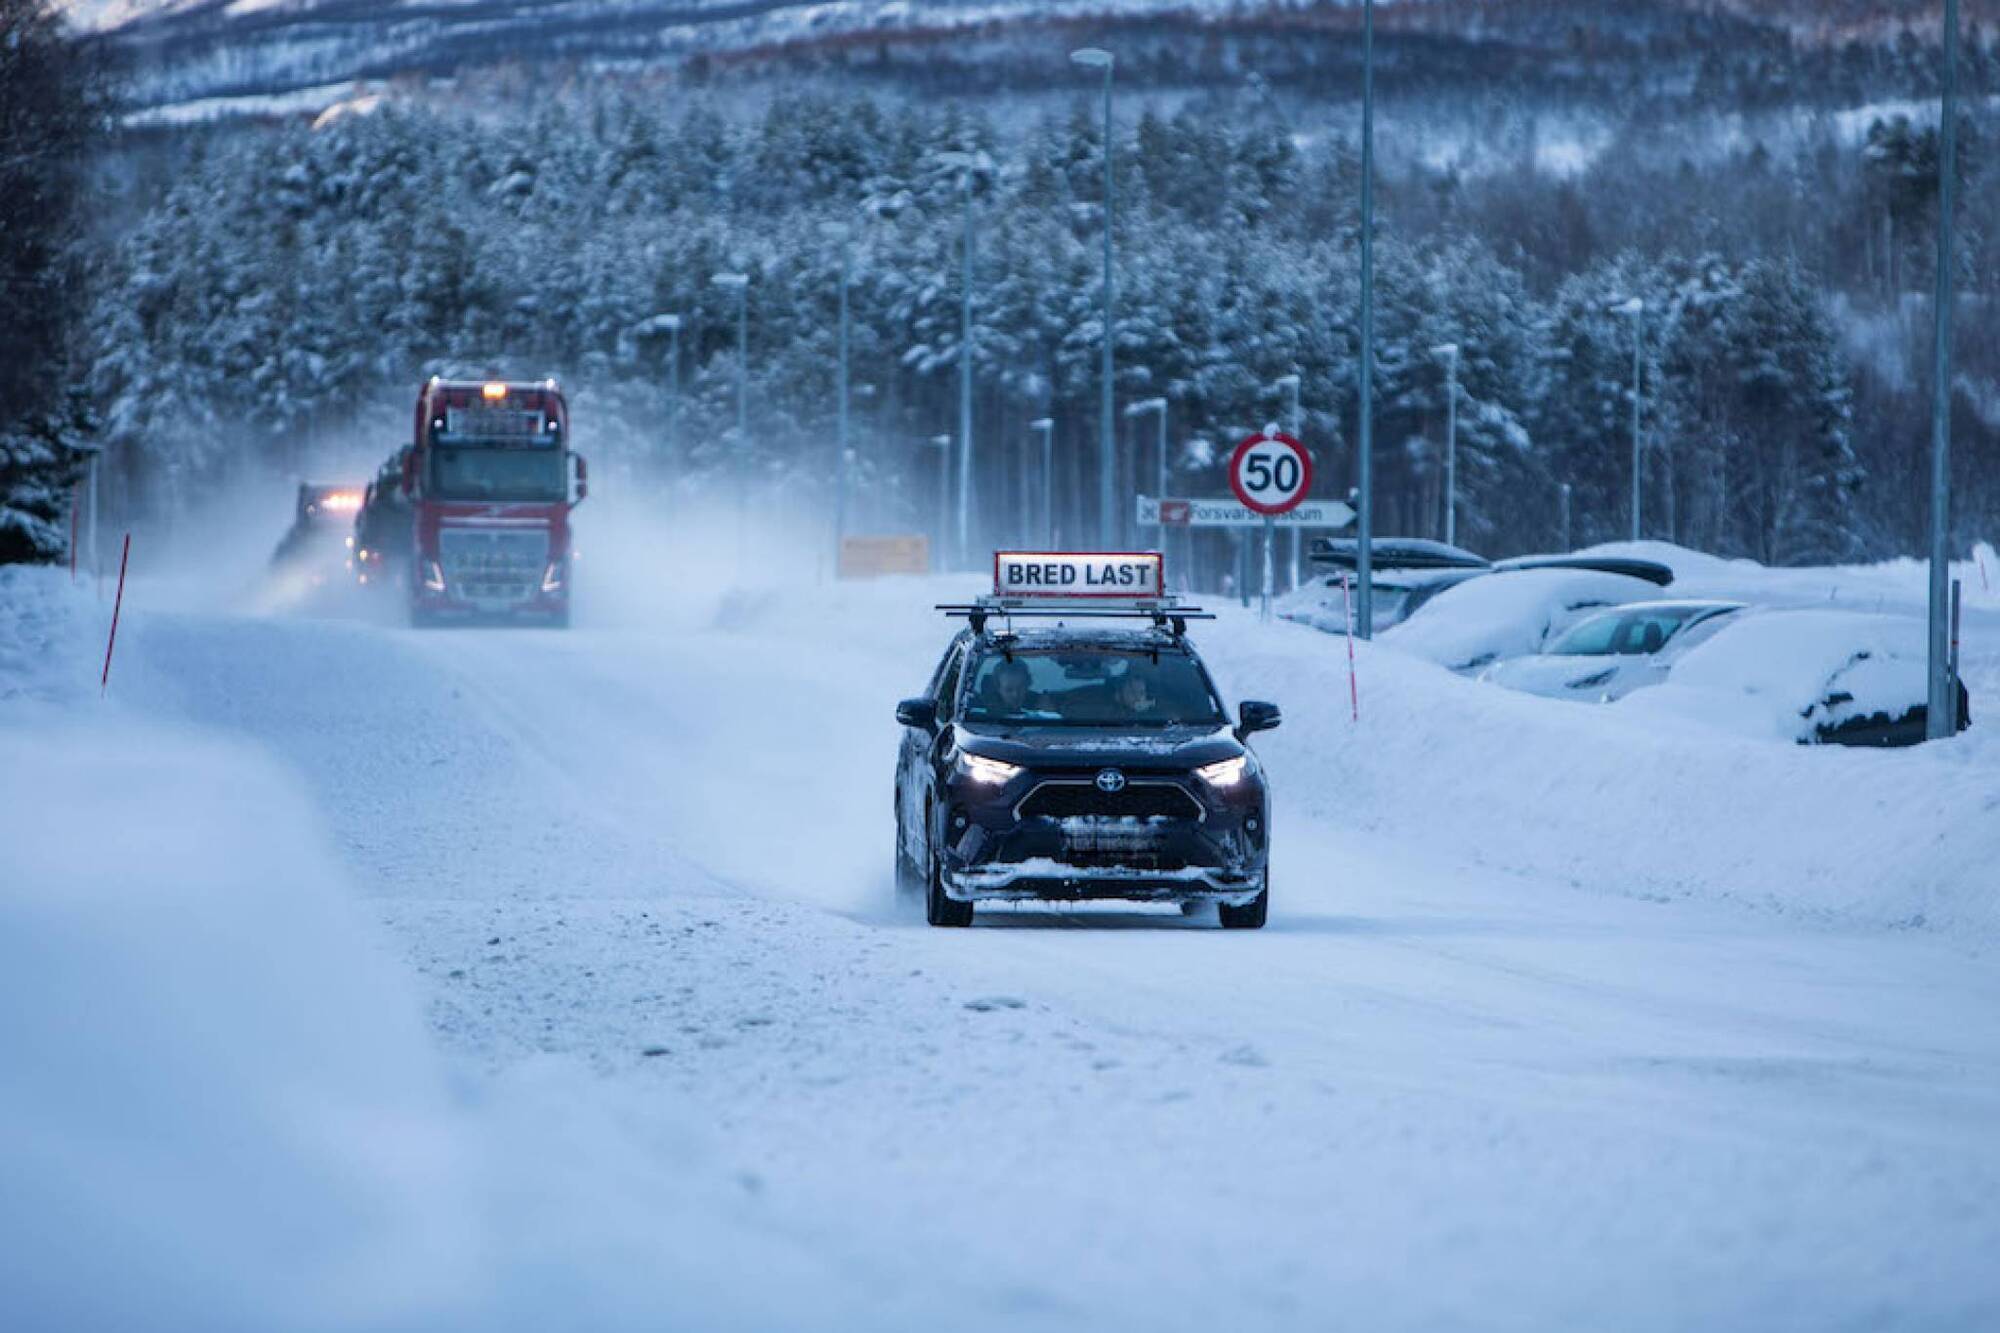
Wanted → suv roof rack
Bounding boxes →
[937,596,1214,637]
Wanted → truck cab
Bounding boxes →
[400,378,586,627]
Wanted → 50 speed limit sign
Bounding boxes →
[1228,431,1314,516]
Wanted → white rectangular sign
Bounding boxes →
[993,551,1163,598]
[1137,496,1356,529]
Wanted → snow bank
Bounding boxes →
[1384,567,1660,671]
[0,725,481,1332]
[1199,605,2000,940]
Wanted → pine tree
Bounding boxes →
[0,0,104,563]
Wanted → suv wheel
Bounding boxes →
[894,796,921,901]
[1218,875,1268,930]
[924,811,973,928]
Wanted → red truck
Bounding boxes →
[357,377,587,627]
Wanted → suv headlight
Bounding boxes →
[1195,756,1249,790]
[955,753,1023,786]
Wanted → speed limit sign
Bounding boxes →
[1228,431,1314,515]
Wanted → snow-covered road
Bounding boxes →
[8,537,2000,1330]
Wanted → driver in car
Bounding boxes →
[1113,666,1164,720]
[979,659,1037,716]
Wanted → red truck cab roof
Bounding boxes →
[416,378,568,448]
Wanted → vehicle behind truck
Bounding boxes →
[358,378,588,627]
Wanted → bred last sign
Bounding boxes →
[994,551,1163,598]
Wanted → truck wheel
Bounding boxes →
[1218,876,1268,930]
[924,824,973,928]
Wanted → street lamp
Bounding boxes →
[1125,397,1167,552]
[1559,481,1573,552]
[1071,46,1116,547]
[712,271,750,559]
[1272,373,1302,588]
[654,313,682,478]
[1609,296,1644,542]
[1429,344,1460,547]
[1029,417,1055,548]
[928,434,952,572]
[1928,0,1963,739]
[820,223,853,573]
[1355,0,1378,638]
[938,151,988,569]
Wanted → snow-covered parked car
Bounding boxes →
[1622,608,1972,746]
[1384,567,1667,673]
[1279,538,1487,635]
[1479,600,1746,702]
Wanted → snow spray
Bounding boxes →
[101,534,130,697]
[1341,572,1359,722]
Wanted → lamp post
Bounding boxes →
[938,152,986,569]
[928,434,952,571]
[1928,0,1962,739]
[1273,373,1302,588]
[1356,0,1377,638]
[1030,417,1055,548]
[1559,481,1573,553]
[1430,344,1460,546]
[1071,46,1116,547]
[1610,296,1645,542]
[1123,396,1166,524]
[712,271,750,562]
[655,314,682,479]
[821,223,853,573]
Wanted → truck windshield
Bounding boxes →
[960,649,1226,728]
[429,448,566,502]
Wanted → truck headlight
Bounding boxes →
[956,753,1023,787]
[422,560,446,592]
[1195,756,1249,790]
[541,560,565,593]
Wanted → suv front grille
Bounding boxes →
[1015,781,1204,822]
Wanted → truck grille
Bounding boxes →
[439,527,548,603]
[1015,781,1204,823]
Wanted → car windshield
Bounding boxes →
[1549,606,1709,657]
[960,648,1226,728]
[430,447,566,502]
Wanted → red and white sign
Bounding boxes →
[994,551,1163,598]
[1228,431,1314,516]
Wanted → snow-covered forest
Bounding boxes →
[80,77,2000,564]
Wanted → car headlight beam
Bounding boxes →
[956,753,1023,786]
[1195,756,1249,790]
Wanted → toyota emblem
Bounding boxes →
[1095,768,1128,794]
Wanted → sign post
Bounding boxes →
[1228,431,1313,621]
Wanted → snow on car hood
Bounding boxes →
[957,724,1242,769]
[1482,653,1628,701]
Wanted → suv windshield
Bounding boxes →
[961,648,1226,728]
[430,447,566,502]
[1549,606,1710,657]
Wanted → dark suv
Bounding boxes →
[894,603,1280,929]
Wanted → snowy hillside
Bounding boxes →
[74,0,1962,119]
[5,503,2000,1328]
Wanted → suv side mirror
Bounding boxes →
[573,454,589,504]
[1237,700,1281,736]
[896,697,938,731]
